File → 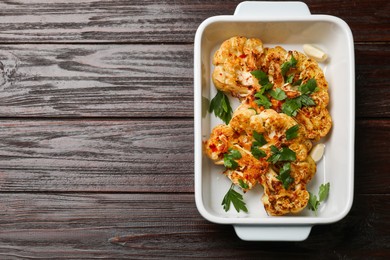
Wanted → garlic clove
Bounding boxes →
[310,143,325,162]
[303,44,328,62]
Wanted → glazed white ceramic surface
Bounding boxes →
[194,1,355,241]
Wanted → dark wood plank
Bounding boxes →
[355,43,390,118]
[0,43,388,118]
[0,193,388,259]
[0,119,388,194]
[0,119,194,193]
[0,0,387,43]
[0,44,193,117]
[355,119,390,194]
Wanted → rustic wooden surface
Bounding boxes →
[0,0,388,259]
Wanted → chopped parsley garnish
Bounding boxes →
[251,131,267,159]
[281,55,297,77]
[292,79,303,86]
[299,78,318,94]
[251,70,273,90]
[268,145,296,164]
[269,88,287,101]
[253,131,267,147]
[238,179,249,189]
[254,91,272,108]
[209,90,233,124]
[221,183,248,213]
[251,70,274,109]
[281,98,301,116]
[286,74,295,84]
[251,145,267,159]
[281,93,316,116]
[286,124,299,140]
[277,163,294,189]
[308,183,330,215]
[223,148,242,169]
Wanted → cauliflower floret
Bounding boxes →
[212,36,264,97]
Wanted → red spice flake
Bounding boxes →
[271,99,282,112]
[239,54,247,59]
[209,144,217,152]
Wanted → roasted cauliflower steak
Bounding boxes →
[205,36,332,216]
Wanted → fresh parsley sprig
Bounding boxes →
[299,78,318,94]
[253,131,267,146]
[251,131,267,159]
[308,182,330,215]
[281,55,297,78]
[254,92,272,108]
[223,149,242,169]
[281,93,316,116]
[221,183,248,213]
[269,88,287,101]
[286,124,299,140]
[209,90,233,124]
[251,70,274,109]
[281,78,318,116]
[267,145,297,164]
[251,70,273,90]
[277,163,294,189]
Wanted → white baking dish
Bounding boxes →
[194,1,354,241]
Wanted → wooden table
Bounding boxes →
[0,0,388,258]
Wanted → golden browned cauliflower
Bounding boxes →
[211,36,332,141]
[212,36,264,98]
[258,46,332,141]
[206,36,333,216]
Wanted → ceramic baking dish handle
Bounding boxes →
[234,1,311,17]
[234,225,312,241]
[232,1,313,242]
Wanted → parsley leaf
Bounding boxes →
[221,184,248,213]
[254,92,272,109]
[308,192,320,212]
[299,78,318,94]
[277,163,294,189]
[251,145,267,159]
[269,88,287,101]
[281,55,297,77]
[238,179,249,189]
[281,94,316,116]
[286,74,294,84]
[209,90,233,124]
[253,131,267,147]
[292,79,303,86]
[251,70,273,90]
[223,149,242,169]
[251,70,276,108]
[299,94,316,106]
[318,182,330,202]
[251,131,267,159]
[308,182,330,215]
[268,146,296,164]
[286,124,299,140]
[281,98,301,117]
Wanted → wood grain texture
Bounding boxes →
[355,43,390,118]
[0,119,388,194]
[0,0,387,43]
[0,193,388,259]
[0,44,193,117]
[0,43,388,118]
[0,0,388,258]
[355,119,390,194]
[0,119,193,192]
